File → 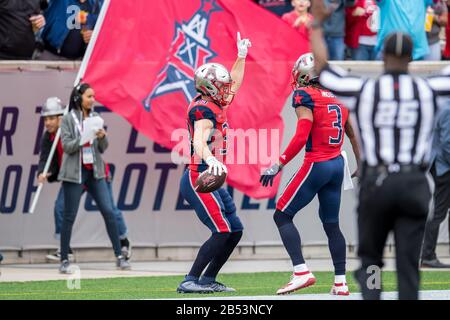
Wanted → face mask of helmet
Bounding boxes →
[195,63,235,107]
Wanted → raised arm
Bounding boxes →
[309,0,364,102]
[310,0,333,74]
[230,32,251,94]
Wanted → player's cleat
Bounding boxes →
[205,281,236,292]
[330,283,350,296]
[177,280,214,294]
[47,248,74,262]
[120,238,132,260]
[116,256,131,270]
[59,260,72,274]
[276,271,316,295]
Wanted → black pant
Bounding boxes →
[355,171,431,300]
[422,168,450,260]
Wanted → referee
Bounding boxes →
[310,0,450,300]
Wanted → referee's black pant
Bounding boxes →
[354,169,431,300]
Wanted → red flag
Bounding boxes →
[83,0,309,198]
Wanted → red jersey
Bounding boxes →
[187,95,228,172]
[281,11,312,43]
[292,86,349,162]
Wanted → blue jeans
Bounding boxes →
[351,44,377,61]
[54,179,128,241]
[60,168,122,261]
[54,186,64,240]
[325,36,345,61]
[106,179,128,240]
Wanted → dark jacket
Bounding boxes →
[42,0,103,51]
[323,0,356,37]
[0,0,41,59]
[37,131,60,183]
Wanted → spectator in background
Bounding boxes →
[421,103,450,268]
[38,0,103,60]
[282,0,313,42]
[253,0,293,16]
[425,0,448,61]
[0,0,46,59]
[345,0,378,60]
[323,0,355,61]
[58,83,130,273]
[37,97,74,261]
[444,1,450,59]
[0,252,3,263]
[376,0,434,60]
[37,97,132,262]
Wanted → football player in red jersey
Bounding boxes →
[177,32,251,294]
[260,53,360,295]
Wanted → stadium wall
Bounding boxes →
[0,61,448,263]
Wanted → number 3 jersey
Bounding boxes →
[292,86,349,162]
[187,95,228,172]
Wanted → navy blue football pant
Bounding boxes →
[274,156,347,275]
[180,169,243,280]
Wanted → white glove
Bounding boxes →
[206,156,228,176]
[237,32,251,58]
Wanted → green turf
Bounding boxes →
[0,271,449,300]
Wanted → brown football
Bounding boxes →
[194,170,227,193]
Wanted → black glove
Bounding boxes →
[260,163,282,187]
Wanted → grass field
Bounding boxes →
[1,271,450,300]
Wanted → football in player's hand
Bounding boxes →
[194,171,227,193]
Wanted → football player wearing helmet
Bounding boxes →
[177,32,251,294]
[260,53,360,296]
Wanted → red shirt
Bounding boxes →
[187,95,228,172]
[281,11,312,43]
[444,12,450,58]
[292,87,349,162]
[345,0,377,49]
[49,133,64,167]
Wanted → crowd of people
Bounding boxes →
[0,0,449,61]
[0,0,102,60]
[256,0,450,61]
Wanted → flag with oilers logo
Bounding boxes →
[81,0,310,198]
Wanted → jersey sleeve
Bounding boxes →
[426,66,450,98]
[188,105,216,126]
[292,89,315,110]
[319,64,364,97]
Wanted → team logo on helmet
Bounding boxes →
[142,0,221,111]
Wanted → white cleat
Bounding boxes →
[276,271,316,295]
[330,283,350,296]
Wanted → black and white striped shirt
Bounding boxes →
[319,64,450,167]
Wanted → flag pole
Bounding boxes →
[28,0,111,214]
[75,0,111,84]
